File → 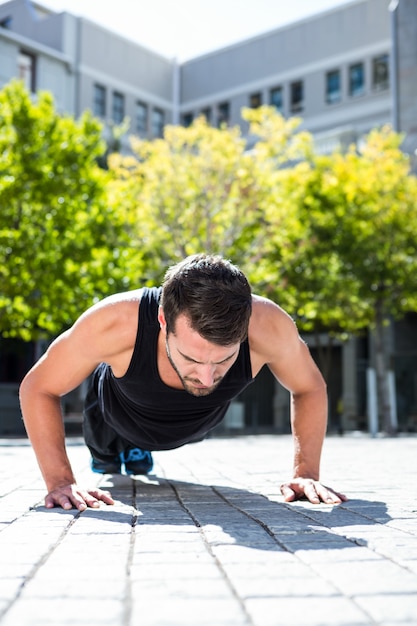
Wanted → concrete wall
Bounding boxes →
[0,0,65,51]
[0,30,74,112]
[393,0,417,162]
[180,0,392,142]
[0,35,18,86]
[0,0,176,134]
[76,19,175,130]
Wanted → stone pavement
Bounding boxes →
[0,433,416,626]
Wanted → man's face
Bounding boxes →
[160,310,240,397]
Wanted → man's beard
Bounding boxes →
[165,341,224,397]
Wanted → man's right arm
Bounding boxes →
[19,299,137,509]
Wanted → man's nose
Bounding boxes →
[196,364,216,386]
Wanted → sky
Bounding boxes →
[1,0,354,60]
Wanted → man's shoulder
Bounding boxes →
[98,286,161,308]
[97,287,145,307]
[249,295,299,364]
[250,294,293,325]
[72,289,147,367]
[79,289,145,338]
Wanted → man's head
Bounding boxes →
[160,254,252,346]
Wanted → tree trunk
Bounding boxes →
[374,302,396,435]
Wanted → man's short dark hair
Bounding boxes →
[160,254,252,345]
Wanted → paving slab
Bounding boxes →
[0,433,416,626]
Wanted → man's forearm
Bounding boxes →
[19,384,76,492]
[290,387,328,480]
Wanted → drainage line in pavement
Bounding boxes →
[168,480,255,626]
[0,507,83,621]
[212,487,292,552]
[211,489,378,624]
[122,477,139,626]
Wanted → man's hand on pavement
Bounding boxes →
[280,478,347,505]
[45,483,115,511]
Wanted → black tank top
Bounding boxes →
[95,287,254,450]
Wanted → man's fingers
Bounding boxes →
[303,481,321,504]
[44,485,115,511]
[82,489,115,508]
[280,483,297,502]
[280,479,348,504]
[317,485,348,504]
[45,493,76,510]
[88,488,115,505]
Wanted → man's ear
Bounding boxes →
[158,306,167,333]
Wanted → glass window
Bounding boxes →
[151,108,164,138]
[0,16,12,28]
[182,112,193,127]
[135,101,148,135]
[18,51,36,93]
[249,92,262,109]
[270,87,283,113]
[349,62,365,97]
[290,80,304,113]
[217,102,230,127]
[200,107,212,123]
[326,69,341,104]
[93,84,106,118]
[372,54,389,91]
[112,91,125,124]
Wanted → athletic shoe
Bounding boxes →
[120,448,153,475]
[91,456,122,474]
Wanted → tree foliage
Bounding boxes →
[261,125,417,329]
[107,109,417,430]
[261,124,417,428]
[2,84,416,430]
[0,80,129,340]
[106,107,310,286]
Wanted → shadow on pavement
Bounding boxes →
[33,475,391,553]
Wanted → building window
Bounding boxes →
[372,54,389,91]
[18,51,36,93]
[200,107,212,123]
[349,62,365,97]
[326,69,341,104]
[93,84,106,118]
[217,102,230,127]
[182,112,193,127]
[135,101,148,135]
[270,86,283,113]
[0,16,12,28]
[249,92,262,109]
[151,108,164,138]
[290,80,304,114]
[112,91,125,124]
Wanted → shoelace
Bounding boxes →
[122,449,147,463]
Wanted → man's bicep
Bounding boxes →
[267,333,324,395]
[22,326,101,399]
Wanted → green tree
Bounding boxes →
[264,126,417,432]
[325,128,417,432]
[260,157,368,372]
[106,108,417,432]
[0,80,129,340]
[106,107,310,286]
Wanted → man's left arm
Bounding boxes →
[282,371,347,504]
[250,296,347,504]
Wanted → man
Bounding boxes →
[20,254,346,511]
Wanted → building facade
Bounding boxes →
[180,0,392,151]
[0,0,416,434]
[0,0,176,139]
